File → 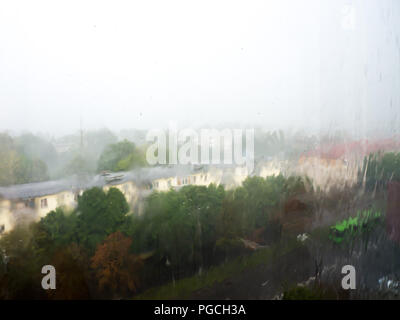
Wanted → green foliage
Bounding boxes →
[217,191,245,239]
[215,238,245,261]
[76,187,130,252]
[232,175,306,235]
[39,187,130,253]
[0,133,49,186]
[15,133,58,167]
[282,285,326,300]
[135,242,299,300]
[64,154,92,176]
[115,149,146,171]
[13,154,49,184]
[84,129,118,159]
[130,185,225,275]
[282,280,351,300]
[130,175,300,281]
[329,209,383,245]
[0,224,50,299]
[39,208,79,248]
[97,139,146,172]
[0,171,312,299]
[360,152,400,192]
[50,129,118,179]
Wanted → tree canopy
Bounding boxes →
[39,187,130,253]
[0,133,49,186]
[360,151,400,192]
[97,140,146,172]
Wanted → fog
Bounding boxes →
[0,0,399,137]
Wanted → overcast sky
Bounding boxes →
[0,0,399,137]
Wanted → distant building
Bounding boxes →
[295,138,400,191]
[0,161,285,235]
[0,173,142,235]
[0,177,84,234]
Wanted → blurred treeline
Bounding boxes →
[0,129,148,186]
[0,127,351,186]
[0,174,310,299]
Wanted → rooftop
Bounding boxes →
[301,138,400,160]
[0,165,210,200]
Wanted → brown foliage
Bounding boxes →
[47,244,91,300]
[281,198,313,235]
[250,227,266,244]
[91,231,143,297]
[284,199,307,214]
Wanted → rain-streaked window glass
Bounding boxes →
[0,0,400,302]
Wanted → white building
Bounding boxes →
[0,162,284,235]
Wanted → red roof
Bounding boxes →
[301,138,400,160]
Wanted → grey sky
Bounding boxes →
[0,0,399,137]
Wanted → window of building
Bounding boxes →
[193,176,196,183]
[40,198,48,208]
[25,199,35,208]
